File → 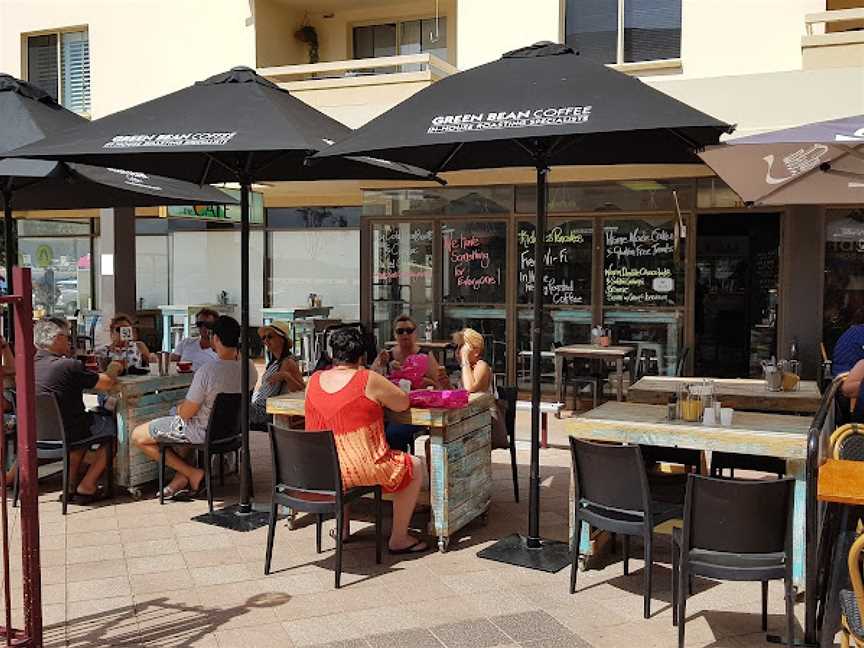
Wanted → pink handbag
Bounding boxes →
[388,353,429,389]
[408,389,469,409]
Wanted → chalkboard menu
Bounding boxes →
[372,223,433,303]
[442,221,507,303]
[517,220,593,305]
[603,219,680,306]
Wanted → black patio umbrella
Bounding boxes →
[0,73,235,334]
[8,66,435,530]
[314,42,732,571]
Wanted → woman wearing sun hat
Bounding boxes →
[251,320,305,429]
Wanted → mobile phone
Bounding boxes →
[119,326,133,342]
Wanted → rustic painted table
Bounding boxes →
[628,376,822,414]
[566,401,812,586]
[101,373,193,496]
[267,391,493,553]
[554,344,636,403]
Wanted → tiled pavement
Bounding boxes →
[1,412,824,647]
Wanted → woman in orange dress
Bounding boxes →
[305,327,428,554]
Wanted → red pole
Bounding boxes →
[13,267,40,647]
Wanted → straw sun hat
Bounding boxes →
[257,320,292,347]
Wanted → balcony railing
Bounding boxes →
[802,8,864,68]
[259,52,457,90]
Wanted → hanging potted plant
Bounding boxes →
[294,23,319,64]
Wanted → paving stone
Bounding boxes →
[365,628,443,648]
[488,610,573,644]
[429,619,508,648]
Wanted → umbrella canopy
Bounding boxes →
[312,41,731,570]
[7,66,433,530]
[0,74,236,294]
[699,114,864,205]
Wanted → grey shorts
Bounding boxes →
[148,416,191,444]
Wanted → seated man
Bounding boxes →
[132,316,258,499]
[170,308,219,371]
[34,317,119,502]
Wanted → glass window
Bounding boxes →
[516,309,592,389]
[20,237,91,317]
[824,208,864,352]
[266,206,361,229]
[18,219,90,236]
[564,0,618,64]
[400,17,448,70]
[136,235,169,309]
[603,217,682,307]
[603,311,683,376]
[565,0,681,64]
[442,306,507,378]
[441,221,507,304]
[371,222,434,346]
[364,186,512,217]
[517,219,593,306]
[269,230,360,321]
[26,30,90,114]
[515,181,694,214]
[353,23,397,59]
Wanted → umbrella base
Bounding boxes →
[477,533,571,573]
[192,502,271,532]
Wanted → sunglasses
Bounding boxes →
[395,327,416,335]
[260,333,277,342]
[195,321,213,329]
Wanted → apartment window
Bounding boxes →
[25,29,91,115]
[565,0,681,64]
[353,17,448,66]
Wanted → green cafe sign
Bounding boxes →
[166,188,264,224]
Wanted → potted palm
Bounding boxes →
[294,24,319,64]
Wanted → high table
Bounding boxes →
[629,376,822,414]
[554,344,636,403]
[99,373,193,497]
[566,401,812,586]
[267,391,493,552]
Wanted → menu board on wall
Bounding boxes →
[603,219,679,306]
[517,220,593,306]
[442,221,507,303]
[371,223,433,302]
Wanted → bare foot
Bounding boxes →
[166,474,189,493]
[388,535,429,553]
[187,468,205,492]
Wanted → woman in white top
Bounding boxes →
[458,328,492,394]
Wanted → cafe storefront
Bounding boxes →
[360,179,786,388]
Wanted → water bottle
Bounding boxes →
[790,338,799,362]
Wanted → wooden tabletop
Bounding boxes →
[267,391,493,428]
[628,376,822,414]
[567,401,812,460]
[554,344,635,359]
[818,459,864,505]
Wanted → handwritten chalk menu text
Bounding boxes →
[604,219,679,306]
[372,223,433,303]
[517,220,593,305]
[442,221,506,303]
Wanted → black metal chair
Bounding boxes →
[157,392,242,513]
[15,394,115,515]
[569,438,682,619]
[672,474,795,648]
[496,385,519,502]
[264,425,382,588]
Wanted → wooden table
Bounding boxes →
[99,373,193,495]
[267,391,493,553]
[817,459,864,505]
[629,376,822,414]
[566,401,812,586]
[554,344,635,403]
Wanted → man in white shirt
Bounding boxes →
[171,308,218,370]
[132,315,258,499]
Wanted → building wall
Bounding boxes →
[0,0,256,118]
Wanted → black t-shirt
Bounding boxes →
[34,350,99,442]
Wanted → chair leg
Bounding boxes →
[158,446,166,505]
[570,518,582,594]
[784,575,795,648]
[205,451,213,514]
[509,439,519,503]
[106,439,114,500]
[334,506,343,589]
[12,464,19,508]
[62,450,70,516]
[374,487,383,565]
[623,534,630,576]
[677,560,688,648]
[643,531,653,619]
[672,534,679,626]
[219,451,225,486]
[841,628,851,648]
[264,500,278,575]
[761,580,768,631]
[315,514,323,554]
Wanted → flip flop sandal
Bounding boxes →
[158,485,187,501]
[388,539,429,555]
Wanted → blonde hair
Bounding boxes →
[462,328,485,354]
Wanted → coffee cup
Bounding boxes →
[177,361,193,373]
[720,408,734,426]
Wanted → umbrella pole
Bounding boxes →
[476,156,570,572]
[2,191,14,341]
[239,179,252,514]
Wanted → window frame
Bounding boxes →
[350,15,448,61]
[564,0,682,66]
[21,25,91,117]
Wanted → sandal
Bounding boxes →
[388,539,429,555]
[158,485,187,501]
